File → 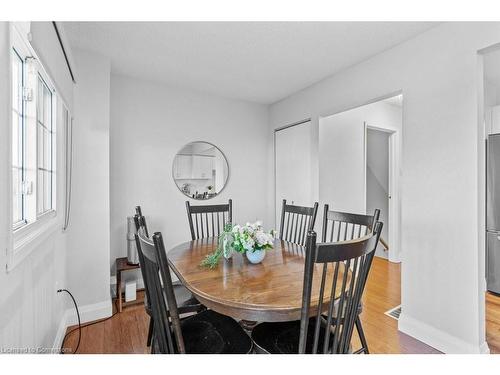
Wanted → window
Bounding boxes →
[11,27,57,233]
[36,76,54,216]
[11,48,25,228]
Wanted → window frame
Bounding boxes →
[36,73,56,218]
[7,23,61,271]
[11,45,26,230]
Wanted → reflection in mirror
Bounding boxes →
[173,142,229,200]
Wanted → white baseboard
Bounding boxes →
[388,251,401,263]
[66,299,113,326]
[399,312,490,354]
[52,309,70,351]
[52,299,113,351]
[479,341,491,354]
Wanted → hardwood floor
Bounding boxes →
[63,257,500,354]
[352,257,439,354]
[64,291,151,354]
[486,291,500,354]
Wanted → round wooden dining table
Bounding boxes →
[168,237,349,322]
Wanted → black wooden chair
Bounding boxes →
[135,228,253,354]
[251,222,382,354]
[279,199,319,246]
[321,204,380,354]
[322,205,380,243]
[132,210,155,347]
[185,199,232,240]
[133,206,203,348]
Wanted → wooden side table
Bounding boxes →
[115,257,140,313]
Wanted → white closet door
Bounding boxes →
[275,121,312,227]
[319,113,366,214]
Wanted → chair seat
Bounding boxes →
[174,283,203,312]
[145,283,203,316]
[322,299,363,319]
[251,318,336,354]
[179,310,252,354]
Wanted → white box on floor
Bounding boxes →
[125,280,137,302]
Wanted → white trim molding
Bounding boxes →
[399,313,490,354]
[52,309,71,351]
[52,299,112,351]
[66,299,113,327]
[8,215,60,271]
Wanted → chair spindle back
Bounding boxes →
[135,230,184,353]
[186,199,232,240]
[279,199,319,246]
[321,204,380,243]
[299,221,383,354]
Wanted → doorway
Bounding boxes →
[366,127,393,259]
[318,94,402,262]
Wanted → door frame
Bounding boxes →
[365,122,401,263]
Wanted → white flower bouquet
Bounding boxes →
[200,222,276,268]
[230,222,275,253]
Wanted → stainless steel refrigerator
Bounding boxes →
[487,134,500,294]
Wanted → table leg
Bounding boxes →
[239,320,257,332]
[117,271,122,313]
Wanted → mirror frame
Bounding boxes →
[172,141,230,200]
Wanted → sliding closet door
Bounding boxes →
[275,121,312,227]
[319,113,366,214]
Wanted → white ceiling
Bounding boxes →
[62,22,438,104]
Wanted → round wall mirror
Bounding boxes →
[172,141,229,200]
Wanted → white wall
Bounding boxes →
[109,74,269,278]
[269,22,500,353]
[485,80,498,107]
[319,111,366,216]
[484,78,498,135]
[367,129,390,192]
[319,100,401,212]
[0,22,71,351]
[275,121,313,227]
[484,49,500,107]
[30,22,74,107]
[318,100,401,258]
[65,48,112,320]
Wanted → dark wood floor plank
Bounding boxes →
[486,292,500,354]
[121,306,147,353]
[78,321,105,354]
[134,309,151,353]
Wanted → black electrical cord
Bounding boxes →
[58,289,81,354]
[58,288,125,353]
[61,311,119,351]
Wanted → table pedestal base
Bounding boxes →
[239,319,258,331]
